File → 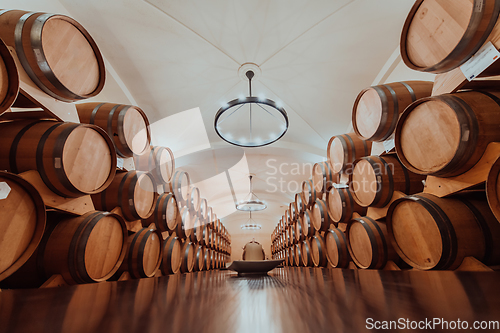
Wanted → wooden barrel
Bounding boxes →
[300,210,315,238]
[351,155,425,207]
[209,249,216,270]
[203,247,211,270]
[327,185,366,223]
[288,201,296,221]
[205,228,213,249]
[353,81,433,141]
[295,217,304,242]
[295,192,305,213]
[92,171,156,221]
[400,0,500,73]
[0,10,105,101]
[300,179,318,207]
[195,219,206,245]
[171,170,191,205]
[284,209,291,226]
[0,120,116,197]
[193,245,205,271]
[310,199,330,232]
[312,161,337,192]
[288,247,295,267]
[487,155,500,222]
[288,224,296,246]
[0,37,18,113]
[187,186,201,214]
[347,216,398,269]
[325,228,350,268]
[177,206,195,240]
[143,193,179,232]
[327,133,372,174]
[310,233,328,267]
[43,211,127,284]
[180,240,195,273]
[395,91,500,177]
[121,228,162,279]
[199,198,208,222]
[77,103,151,157]
[0,171,45,281]
[134,146,175,184]
[294,244,303,266]
[160,234,181,275]
[387,193,500,270]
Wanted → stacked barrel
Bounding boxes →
[0,10,230,289]
[153,170,232,275]
[274,0,500,271]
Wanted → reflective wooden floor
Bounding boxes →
[1,268,500,333]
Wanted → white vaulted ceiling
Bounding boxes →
[4,0,434,255]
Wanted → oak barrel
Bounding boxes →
[205,227,213,249]
[300,179,318,207]
[400,0,500,73]
[310,233,328,267]
[294,244,303,266]
[301,239,313,267]
[0,10,105,101]
[288,201,296,221]
[310,198,330,232]
[327,185,366,223]
[187,186,201,214]
[0,171,45,281]
[143,192,178,232]
[177,206,195,240]
[195,219,206,245]
[387,193,500,270]
[288,247,295,266]
[295,192,306,213]
[327,133,372,174]
[0,120,116,197]
[300,210,315,238]
[171,170,191,205]
[92,171,156,221]
[134,146,175,184]
[0,37,18,113]
[193,245,205,271]
[395,91,500,177]
[312,161,337,192]
[353,81,433,141]
[325,228,350,268]
[203,247,211,270]
[180,240,195,273]
[160,234,182,275]
[347,216,398,269]
[295,217,304,242]
[43,211,127,284]
[77,103,151,157]
[351,155,425,207]
[288,224,296,246]
[120,228,162,279]
[199,198,208,222]
[487,155,500,222]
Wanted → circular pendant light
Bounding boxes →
[236,175,267,211]
[240,212,262,230]
[214,70,289,147]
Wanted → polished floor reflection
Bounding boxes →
[1,268,500,333]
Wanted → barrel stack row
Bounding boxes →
[148,169,232,276]
[0,9,230,289]
[274,0,500,271]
